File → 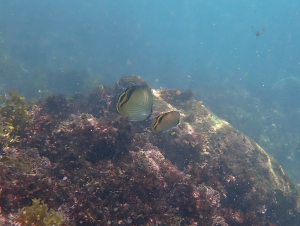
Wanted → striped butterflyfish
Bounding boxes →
[116,86,153,121]
[152,111,180,133]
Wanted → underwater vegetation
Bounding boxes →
[0,75,299,225]
[17,198,64,226]
[0,89,30,147]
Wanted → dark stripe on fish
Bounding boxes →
[153,114,165,131]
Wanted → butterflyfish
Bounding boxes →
[116,86,153,121]
[152,111,180,133]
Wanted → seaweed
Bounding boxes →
[17,198,64,226]
[0,89,31,146]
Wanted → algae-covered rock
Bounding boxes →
[154,87,300,224]
[0,75,299,225]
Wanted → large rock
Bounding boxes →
[0,75,299,226]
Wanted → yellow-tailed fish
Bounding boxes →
[152,111,180,133]
[116,86,153,121]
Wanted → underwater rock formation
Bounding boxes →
[0,75,299,225]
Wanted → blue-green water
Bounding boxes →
[0,0,300,184]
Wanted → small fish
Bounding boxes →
[152,111,180,133]
[117,86,153,121]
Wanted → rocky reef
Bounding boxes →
[0,75,299,225]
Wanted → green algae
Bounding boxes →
[210,115,220,125]
[18,198,64,226]
[0,90,31,146]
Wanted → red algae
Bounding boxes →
[0,75,299,225]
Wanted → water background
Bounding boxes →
[0,0,300,183]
